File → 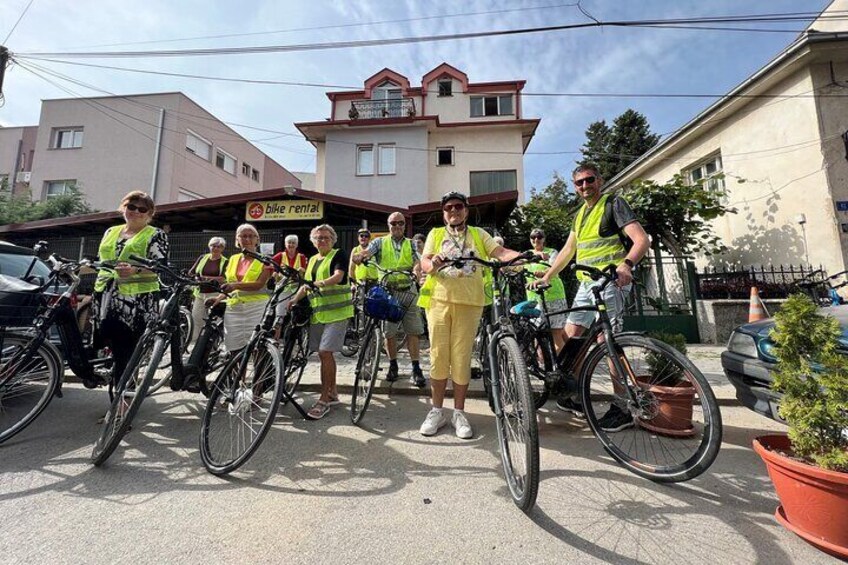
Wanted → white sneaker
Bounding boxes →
[452,410,473,439]
[419,408,448,436]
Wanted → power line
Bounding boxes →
[14,12,848,59]
[16,55,848,101]
[2,0,36,44]
[63,2,580,49]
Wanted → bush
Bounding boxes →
[771,294,848,472]
[646,331,687,386]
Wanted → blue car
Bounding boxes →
[721,304,848,423]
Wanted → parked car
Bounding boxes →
[0,240,53,284]
[721,304,848,423]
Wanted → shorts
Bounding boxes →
[308,319,348,352]
[427,299,484,386]
[384,301,425,338]
[566,281,632,332]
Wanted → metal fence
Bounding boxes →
[696,264,825,299]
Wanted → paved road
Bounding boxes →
[0,347,841,564]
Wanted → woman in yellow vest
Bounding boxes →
[288,224,353,419]
[93,191,169,387]
[211,224,272,353]
[525,228,568,351]
[188,236,228,342]
[418,192,521,439]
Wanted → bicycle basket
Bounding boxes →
[0,275,45,327]
[364,285,407,323]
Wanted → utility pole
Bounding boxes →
[0,46,9,99]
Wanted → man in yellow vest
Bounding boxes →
[531,164,650,432]
[352,211,425,387]
[349,228,378,285]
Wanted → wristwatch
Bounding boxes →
[623,258,635,269]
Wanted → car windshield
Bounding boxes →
[0,253,52,281]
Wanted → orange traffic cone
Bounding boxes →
[748,286,769,323]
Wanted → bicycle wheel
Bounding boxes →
[493,336,540,513]
[91,333,165,465]
[514,319,552,409]
[279,325,309,404]
[580,334,722,483]
[350,323,382,424]
[200,339,283,475]
[198,323,226,398]
[0,334,62,444]
[341,311,363,358]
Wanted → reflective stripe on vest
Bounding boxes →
[353,244,378,282]
[94,224,160,296]
[224,256,268,305]
[379,237,414,288]
[307,249,354,324]
[417,226,492,309]
[525,247,566,302]
[574,193,626,282]
[193,253,227,297]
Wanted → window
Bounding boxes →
[53,128,83,149]
[215,149,237,175]
[469,170,517,196]
[686,154,725,194]
[251,168,260,182]
[186,130,212,161]
[378,144,396,175]
[470,95,514,117]
[438,79,452,97]
[242,162,251,176]
[437,147,454,166]
[45,179,76,198]
[357,145,374,175]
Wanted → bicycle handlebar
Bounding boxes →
[240,249,320,293]
[440,250,541,272]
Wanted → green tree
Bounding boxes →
[580,109,660,181]
[502,173,581,250]
[622,174,731,256]
[0,186,96,226]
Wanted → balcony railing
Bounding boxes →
[349,98,416,120]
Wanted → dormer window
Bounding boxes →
[438,79,452,97]
[470,95,513,117]
[373,80,402,101]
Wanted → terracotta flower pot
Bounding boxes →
[635,376,695,437]
[753,434,848,559]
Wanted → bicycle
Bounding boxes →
[794,269,848,307]
[1,254,118,444]
[349,262,419,425]
[90,257,224,465]
[522,263,723,483]
[199,249,316,475]
[442,251,541,512]
[341,282,370,358]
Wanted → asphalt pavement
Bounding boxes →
[0,346,842,564]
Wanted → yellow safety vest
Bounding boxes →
[573,194,627,282]
[94,224,160,295]
[352,244,378,282]
[417,226,492,309]
[306,249,354,324]
[193,253,227,297]
[224,256,268,306]
[525,247,566,302]
[379,237,414,288]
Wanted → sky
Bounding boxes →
[0,0,834,198]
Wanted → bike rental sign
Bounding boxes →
[245,199,324,221]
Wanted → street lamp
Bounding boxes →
[795,213,809,265]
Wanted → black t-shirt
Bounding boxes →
[308,249,349,285]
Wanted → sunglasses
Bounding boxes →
[574,176,596,187]
[530,235,544,240]
[443,203,466,212]
[358,234,370,238]
[389,221,405,227]
[125,203,149,214]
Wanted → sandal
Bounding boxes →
[327,395,342,406]
[308,400,331,420]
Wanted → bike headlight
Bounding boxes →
[727,331,758,358]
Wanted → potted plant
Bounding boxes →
[753,294,848,559]
[636,332,697,437]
